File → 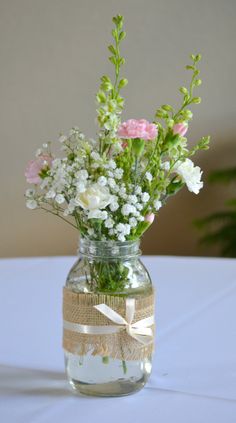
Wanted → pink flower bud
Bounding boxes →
[173,122,188,137]
[25,154,53,184]
[145,213,155,224]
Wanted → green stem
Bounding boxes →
[122,360,127,375]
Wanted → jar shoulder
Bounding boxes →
[65,256,152,295]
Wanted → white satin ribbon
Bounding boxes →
[63,298,154,346]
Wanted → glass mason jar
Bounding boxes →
[63,238,154,397]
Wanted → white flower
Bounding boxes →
[116,223,131,238]
[87,228,95,236]
[174,159,203,194]
[129,217,137,228]
[153,199,162,211]
[108,159,116,170]
[141,192,150,203]
[119,186,127,197]
[35,148,42,157]
[76,182,86,193]
[128,195,138,204]
[45,190,56,199]
[110,200,119,212]
[66,199,77,214]
[97,176,107,186]
[114,168,123,180]
[136,202,143,211]
[59,135,67,143]
[55,194,65,204]
[145,172,153,182]
[87,210,108,220]
[75,183,112,210]
[25,188,35,197]
[105,218,114,228]
[91,151,101,161]
[121,204,136,216]
[76,170,88,180]
[108,228,115,236]
[118,233,126,242]
[108,177,117,189]
[135,186,142,195]
[26,199,37,209]
[137,215,144,222]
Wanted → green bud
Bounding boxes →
[101,75,111,83]
[194,79,202,86]
[166,119,174,128]
[119,31,126,41]
[108,45,116,55]
[190,54,196,61]
[192,97,201,104]
[96,91,106,103]
[109,56,116,65]
[156,110,168,119]
[162,104,173,112]
[118,78,128,88]
[179,86,188,95]
[101,81,113,92]
[186,65,195,70]
[195,54,202,62]
[112,29,117,40]
[119,57,125,65]
[181,109,193,119]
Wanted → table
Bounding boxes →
[0,256,236,422]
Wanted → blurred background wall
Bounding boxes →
[0,0,235,257]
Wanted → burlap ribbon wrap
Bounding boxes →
[63,287,155,361]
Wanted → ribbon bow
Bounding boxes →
[63,298,154,346]
[94,298,154,345]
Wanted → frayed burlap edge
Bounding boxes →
[63,287,155,361]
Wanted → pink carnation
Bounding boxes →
[173,122,188,137]
[118,119,157,140]
[25,154,53,184]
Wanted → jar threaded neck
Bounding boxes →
[78,238,141,259]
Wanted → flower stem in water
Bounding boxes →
[122,360,127,374]
[102,356,109,364]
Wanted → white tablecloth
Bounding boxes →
[0,256,235,422]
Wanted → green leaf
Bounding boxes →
[166,180,184,196]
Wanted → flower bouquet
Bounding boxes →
[25,15,210,396]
